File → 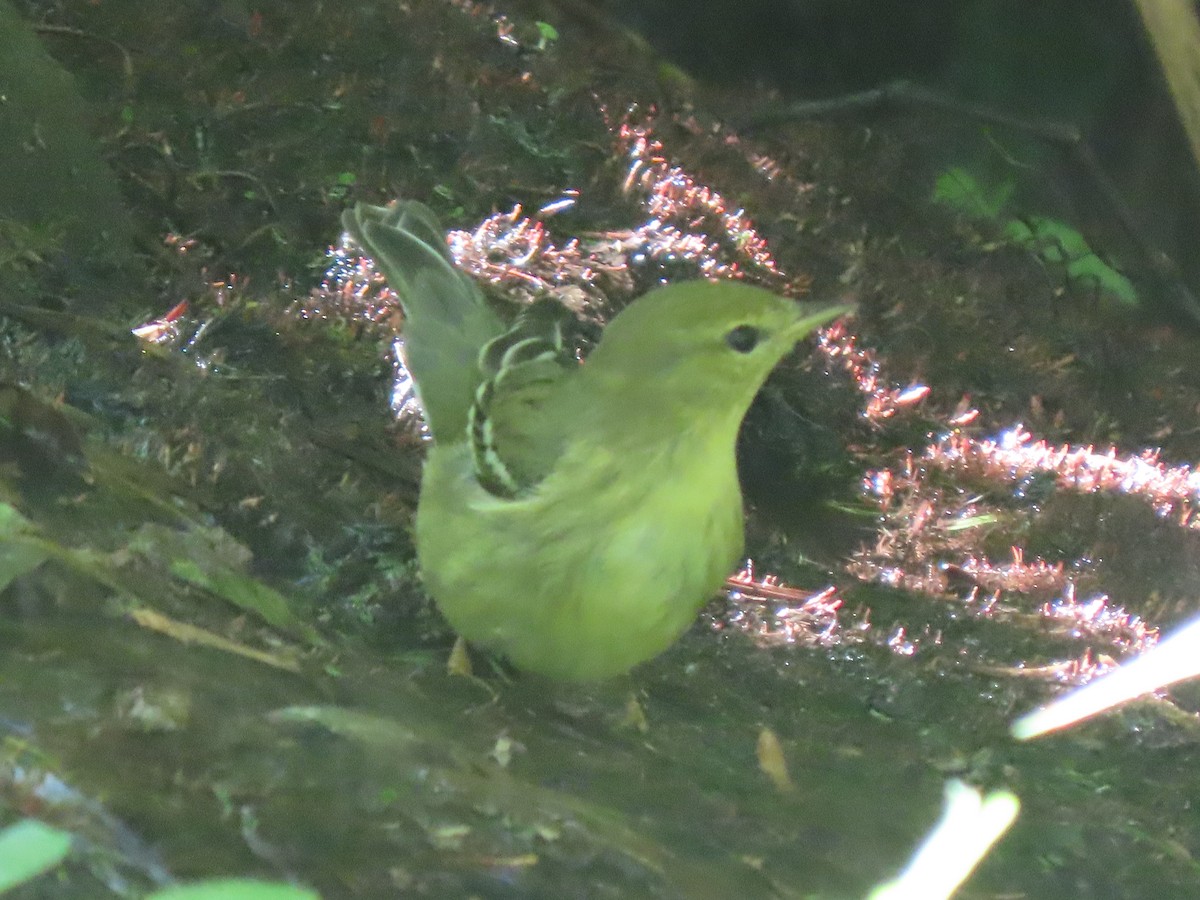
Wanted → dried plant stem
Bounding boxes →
[1133,0,1200,176]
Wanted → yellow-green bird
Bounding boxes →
[342,200,849,680]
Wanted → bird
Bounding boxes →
[342,200,850,680]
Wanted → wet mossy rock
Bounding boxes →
[0,0,134,279]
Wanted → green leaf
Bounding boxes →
[0,500,33,537]
[147,879,319,900]
[934,168,1137,306]
[1006,216,1137,305]
[932,167,1014,220]
[0,502,49,592]
[129,524,322,644]
[0,819,72,893]
[269,705,419,747]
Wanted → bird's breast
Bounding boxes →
[415,437,744,679]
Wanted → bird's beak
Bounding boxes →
[786,303,854,342]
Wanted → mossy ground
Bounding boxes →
[3,1,1200,896]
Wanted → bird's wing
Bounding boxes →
[468,298,582,497]
[341,201,504,443]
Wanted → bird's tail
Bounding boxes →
[341,202,503,442]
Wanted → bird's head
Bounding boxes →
[582,280,850,435]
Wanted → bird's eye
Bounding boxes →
[724,324,762,353]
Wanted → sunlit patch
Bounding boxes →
[940,548,1068,597]
[389,337,429,440]
[930,425,1200,528]
[130,273,259,376]
[851,435,1158,647]
[131,298,189,346]
[868,780,1019,900]
[295,241,399,328]
[849,474,1057,601]
[714,563,842,647]
[894,383,932,407]
[315,113,835,331]
[1036,583,1152,652]
[133,234,242,352]
[815,318,940,424]
[614,118,802,289]
[537,192,578,216]
[1012,613,1200,739]
[887,626,917,657]
[971,593,1156,694]
[444,205,620,309]
[433,115,817,309]
[846,364,1183,700]
[979,649,1113,684]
